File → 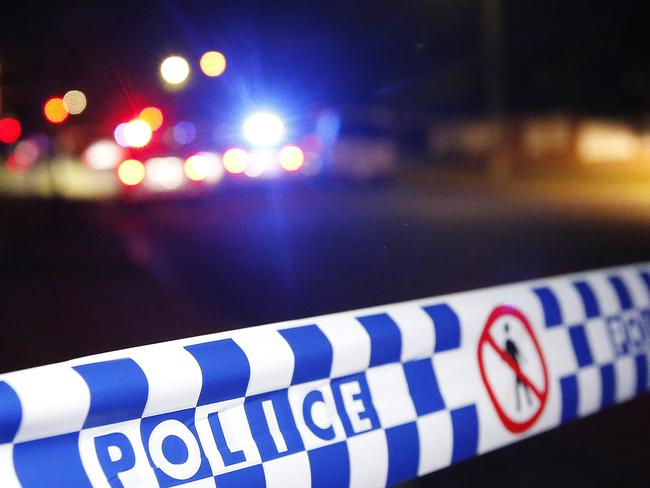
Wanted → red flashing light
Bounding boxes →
[0,118,22,144]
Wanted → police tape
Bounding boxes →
[1,263,650,487]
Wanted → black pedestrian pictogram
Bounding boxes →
[504,323,532,411]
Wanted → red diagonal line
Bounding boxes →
[485,335,544,401]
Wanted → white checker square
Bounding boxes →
[433,350,482,409]
[263,451,311,488]
[7,365,90,443]
[233,328,295,396]
[317,315,371,378]
[386,304,434,362]
[347,429,388,488]
[589,275,622,316]
[541,326,577,378]
[584,319,615,365]
[577,366,601,417]
[614,356,636,402]
[416,411,452,477]
[0,444,20,488]
[365,364,416,428]
[133,345,203,417]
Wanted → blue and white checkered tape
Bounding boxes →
[0,263,649,487]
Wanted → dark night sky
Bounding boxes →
[2,0,650,133]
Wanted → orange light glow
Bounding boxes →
[139,107,164,131]
[200,51,227,77]
[278,145,305,171]
[44,98,69,124]
[223,148,249,174]
[117,159,145,186]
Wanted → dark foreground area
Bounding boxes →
[1,176,649,486]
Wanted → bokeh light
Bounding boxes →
[0,118,22,144]
[160,56,190,85]
[245,149,275,177]
[123,119,152,148]
[117,159,145,186]
[144,157,184,190]
[183,152,224,184]
[44,98,69,124]
[197,152,224,184]
[172,121,196,145]
[278,145,305,171]
[114,123,129,147]
[83,139,126,170]
[62,90,87,115]
[10,140,40,171]
[199,51,227,77]
[243,112,285,146]
[223,147,249,174]
[184,154,211,181]
[139,107,164,131]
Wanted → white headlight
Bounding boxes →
[243,112,285,147]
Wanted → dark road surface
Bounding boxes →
[1,178,649,487]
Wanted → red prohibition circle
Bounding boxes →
[477,305,549,434]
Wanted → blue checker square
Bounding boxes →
[423,303,461,352]
[356,313,402,367]
[14,432,92,488]
[560,375,578,424]
[74,358,148,428]
[215,464,265,487]
[573,281,600,318]
[308,441,350,488]
[450,404,479,464]
[0,381,21,443]
[185,338,250,405]
[140,409,212,487]
[533,287,563,328]
[568,325,594,367]
[599,364,616,408]
[403,358,445,415]
[386,422,420,486]
[609,276,633,310]
[279,324,333,384]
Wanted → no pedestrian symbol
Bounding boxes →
[477,305,549,433]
